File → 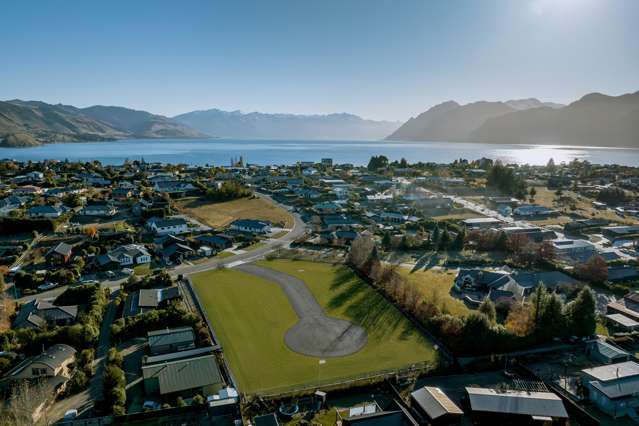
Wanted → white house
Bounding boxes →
[229,219,272,234]
[81,201,117,217]
[109,244,151,266]
[146,217,189,235]
[551,239,598,262]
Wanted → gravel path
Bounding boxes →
[236,264,367,358]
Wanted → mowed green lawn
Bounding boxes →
[191,260,438,394]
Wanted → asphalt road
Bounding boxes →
[236,263,367,358]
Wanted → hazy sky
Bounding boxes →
[1,0,638,121]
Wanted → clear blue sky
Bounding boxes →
[1,0,637,121]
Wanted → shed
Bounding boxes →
[411,386,463,424]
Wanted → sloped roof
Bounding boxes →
[142,354,223,395]
[148,327,194,349]
[411,386,463,420]
[466,387,568,419]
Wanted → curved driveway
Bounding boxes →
[236,263,367,358]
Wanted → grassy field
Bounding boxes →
[532,186,637,225]
[176,196,293,229]
[191,260,438,394]
[399,267,472,317]
[431,207,485,221]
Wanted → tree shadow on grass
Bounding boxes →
[328,267,406,340]
[411,251,440,273]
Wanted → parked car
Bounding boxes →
[63,409,78,420]
[122,268,134,276]
[37,282,58,291]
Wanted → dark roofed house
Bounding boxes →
[147,327,196,355]
[13,299,78,330]
[607,291,639,322]
[46,242,73,265]
[196,234,234,250]
[142,348,223,396]
[465,387,568,425]
[411,386,463,424]
[124,287,181,317]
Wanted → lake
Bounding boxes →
[1,138,638,166]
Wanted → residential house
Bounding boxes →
[465,387,568,425]
[602,225,639,241]
[123,287,181,317]
[586,340,631,364]
[27,205,66,219]
[581,361,639,418]
[111,188,133,201]
[607,291,639,322]
[462,218,502,230]
[81,201,117,217]
[161,242,194,264]
[46,242,73,265]
[513,204,557,218]
[147,327,196,355]
[108,244,151,266]
[146,217,189,235]
[550,239,597,262]
[142,346,223,396]
[605,313,639,332]
[229,219,272,234]
[13,299,78,330]
[453,269,524,306]
[196,234,234,250]
[13,185,43,196]
[6,344,76,389]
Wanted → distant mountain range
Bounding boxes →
[0,100,401,147]
[0,100,206,147]
[387,91,639,147]
[172,109,400,140]
[2,91,638,148]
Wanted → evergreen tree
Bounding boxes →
[382,231,392,251]
[565,286,596,337]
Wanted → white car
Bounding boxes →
[63,409,78,420]
[122,268,134,276]
[37,282,58,291]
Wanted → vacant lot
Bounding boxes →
[191,260,438,394]
[400,267,471,317]
[176,196,293,229]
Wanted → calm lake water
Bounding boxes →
[1,138,638,166]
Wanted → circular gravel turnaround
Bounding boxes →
[236,263,368,357]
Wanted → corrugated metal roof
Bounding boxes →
[142,354,223,395]
[411,386,463,419]
[466,387,568,419]
[582,361,639,382]
[148,327,195,348]
[590,375,639,399]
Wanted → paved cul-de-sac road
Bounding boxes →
[236,263,368,358]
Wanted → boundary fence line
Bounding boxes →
[183,277,239,391]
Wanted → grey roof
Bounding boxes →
[588,340,630,360]
[142,353,223,395]
[466,387,568,419]
[590,375,639,399]
[145,346,214,364]
[13,299,78,329]
[9,344,76,376]
[512,271,579,290]
[148,327,195,348]
[411,386,463,419]
[52,242,73,257]
[582,361,639,381]
[606,313,639,328]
